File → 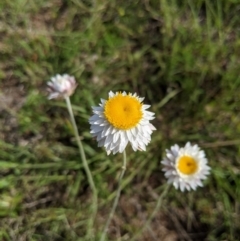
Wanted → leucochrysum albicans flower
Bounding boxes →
[89,91,156,155]
[47,74,77,99]
[161,142,210,192]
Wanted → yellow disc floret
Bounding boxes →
[104,93,143,130]
[177,156,198,175]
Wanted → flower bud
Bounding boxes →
[47,74,77,99]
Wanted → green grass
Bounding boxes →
[0,0,240,240]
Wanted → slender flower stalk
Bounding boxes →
[65,96,98,239]
[100,150,127,241]
[130,184,171,241]
[47,74,98,239]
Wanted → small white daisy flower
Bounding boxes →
[47,74,77,99]
[161,142,210,192]
[89,91,156,155]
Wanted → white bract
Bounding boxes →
[161,142,210,192]
[89,91,156,155]
[47,74,77,99]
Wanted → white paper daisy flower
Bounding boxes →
[89,91,156,155]
[47,74,77,99]
[161,142,210,192]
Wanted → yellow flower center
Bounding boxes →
[104,93,143,130]
[177,156,198,175]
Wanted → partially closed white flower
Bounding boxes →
[161,142,210,192]
[47,74,77,99]
[89,91,156,155]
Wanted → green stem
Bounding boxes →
[65,96,98,239]
[100,150,127,241]
[130,184,171,241]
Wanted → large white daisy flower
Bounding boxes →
[47,74,77,99]
[89,91,156,155]
[161,142,210,192]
